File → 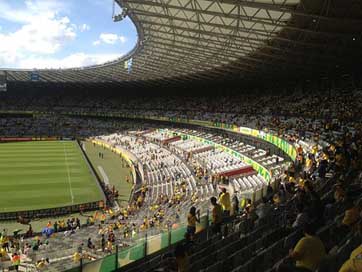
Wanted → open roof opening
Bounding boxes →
[0,0,137,70]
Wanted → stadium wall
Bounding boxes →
[0,202,100,221]
[0,136,59,142]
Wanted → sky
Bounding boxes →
[0,0,137,69]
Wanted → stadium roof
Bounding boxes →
[3,0,362,88]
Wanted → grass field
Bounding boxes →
[83,141,133,207]
[0,141,103,212]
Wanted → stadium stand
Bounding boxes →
[0,90,361,272]
[0,0,362,271]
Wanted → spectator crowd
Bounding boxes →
[0,89,361,272]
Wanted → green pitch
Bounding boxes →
[0,141,103,213]
[83,141,133,207]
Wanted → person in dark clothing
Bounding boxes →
[75,218,81,229]
[232,193,239,215]
[101,234,106,252]
[87,238,95,249]
[266,182,274,201]
[304,182,324,223]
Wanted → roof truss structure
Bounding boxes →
[3,0,362,88]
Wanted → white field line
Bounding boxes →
[63,142,74,204]
[98,165,120,211]
[97,166,109,184]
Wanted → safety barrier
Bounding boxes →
[0,201,100,221]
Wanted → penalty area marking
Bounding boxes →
[63,142,74,204]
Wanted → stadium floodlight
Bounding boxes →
[113,8,128,22]
[113,14,123,22]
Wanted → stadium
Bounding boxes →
[0,0,362,272]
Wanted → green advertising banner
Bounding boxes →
[233,126,297,161]
[203,121,297,161]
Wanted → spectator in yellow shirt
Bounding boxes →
[219,188,231,216]
[339,244,362,272]
[73,252,81,262]
[36,258,48,270]
[289,223,326,271]
[0,247,6,259]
